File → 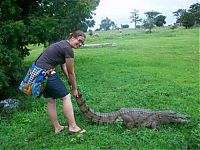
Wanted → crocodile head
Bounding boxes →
[157,111,191,124]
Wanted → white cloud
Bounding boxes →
[92,0,198,29]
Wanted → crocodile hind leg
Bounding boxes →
[143,121,161,129]
[120,114,139,128]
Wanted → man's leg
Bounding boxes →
[62,94,85,133]
[47,98,64,133]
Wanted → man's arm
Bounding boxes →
[61,63,69,79]
[65,58,78,97]
[61,63,71,85]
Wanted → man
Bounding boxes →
[35,30,86,134]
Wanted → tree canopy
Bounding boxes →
[173,3,200,28]
[188,3,200,25]
[180,12,195,28]
[99,17,116,31]
[155,15,166,27]
[173,9,187,24]
[143,11,165,33]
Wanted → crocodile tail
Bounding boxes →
[75,94,97,119]
[75,93,120,124]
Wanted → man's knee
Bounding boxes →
[47,98,55,103]
[62,93,71,101]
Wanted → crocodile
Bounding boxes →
[74,93,190,129]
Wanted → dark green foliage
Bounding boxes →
[174,3,200,27]
[27,17,59,45]
[29,0,99,42]
[0,0,100,97]
[173,9,187,24]
[88,29,93,36]
[155,15,166,27]
[0,2,27,94]
[180,12,195,28]
[188,3,200,25]
[0,1,32,93]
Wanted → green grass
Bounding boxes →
[0,27,199,149]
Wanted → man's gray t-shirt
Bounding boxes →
[35,40,74,69]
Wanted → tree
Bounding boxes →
[110,21,117,30]
[0,0,100,97]
[130,9,142,28]
[28,0,100,44]
[188,3,200,25]
[173,9,186,24]
[143,11,161,33]
[0,0,30,95]
[100,17,114,31]
[143,18,154,33]
[155,15,166,27]
[180,12,195,28]
[173,3,199,28]
[144,11,161,19]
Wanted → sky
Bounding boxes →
[91,0,198,29]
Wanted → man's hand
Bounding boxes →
[66,58,78,95]
[72,89,79,98]
[68,80,78,98]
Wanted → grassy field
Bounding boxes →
[0,27,199,149]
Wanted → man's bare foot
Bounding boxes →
[68,126,86,133]
[55,125,68,134]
